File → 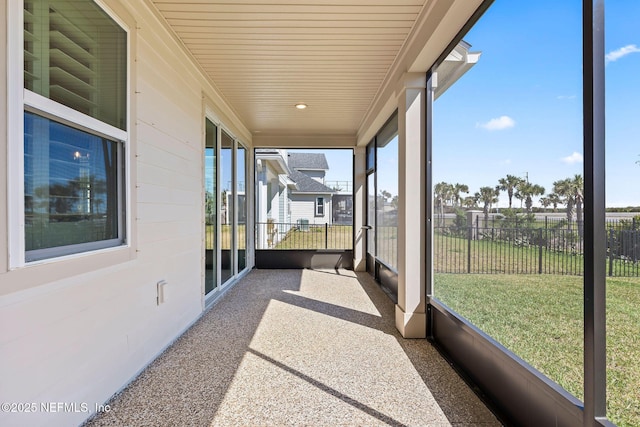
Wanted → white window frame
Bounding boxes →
[206,106,250,284]
[316,197,324,217]
[7,0,131,268]
[236,141,249,273]
[203,112,221,299]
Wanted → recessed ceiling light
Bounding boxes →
[295,103,308,110]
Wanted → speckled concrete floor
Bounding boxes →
[85,269,501,427]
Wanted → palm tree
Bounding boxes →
[547,192,562,212]
[497,174,524,209]
[379,190,392,204]
[553,178,574,226]
[515,181,545,214]
[475,186,499,226]
[539,196,552,212]
[462,196,477,209]
[451,183,469,207]
[553,175,584,236]
[434,182,453,227]
[571,175,584,238]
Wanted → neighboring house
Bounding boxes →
[255,149,295,248]
[256,150,337,228]
[255,150,342,247]
[287,153,335,226]
[255,149,292,223]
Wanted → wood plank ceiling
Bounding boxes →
[150,0,427,142]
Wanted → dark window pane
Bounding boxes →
[220,130,234,284]
[366,142,375,171]
[237,146,246,271]
[376,113,398,271]
[24,111,123,261]
[316,197,324,216]
[367,173,376,257]
[205,118,217,294]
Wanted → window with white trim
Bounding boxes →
[315,197,324,217]
[21,0,127,262]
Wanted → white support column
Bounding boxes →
[256,161,268,249]
[353,147,367,271]
[395,72,427,338]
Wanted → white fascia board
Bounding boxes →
[445,49,464,62]
[434,52,481,100]
[279,175,297,188]
[256,154,290,175]
[466,51,481,64]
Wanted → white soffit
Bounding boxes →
[150,0,482,146]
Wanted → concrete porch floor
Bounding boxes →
[85,269,501,426]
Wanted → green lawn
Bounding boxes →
[206,224,245,249]
[435,273,640,427]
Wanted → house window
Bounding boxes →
[21,0,127,262]
[374,113,398,271]
[24,0,127,129]
[316,197,324,216]
[366,142,375,172]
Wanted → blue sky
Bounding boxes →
[433,0,639,207]
[282,2,638,208]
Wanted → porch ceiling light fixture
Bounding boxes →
[295,103,308,110]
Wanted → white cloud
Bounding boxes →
[562,152,583,164]
[477,115,515,131]
[605,44,640,64]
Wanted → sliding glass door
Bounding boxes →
[204,120,250,297]
[221,130,234,285]
[204,119,217,295]
[237,145,247,271]
[366,113,399,277]
[366,144,376,274]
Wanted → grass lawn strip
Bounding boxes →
[435,273,640,427]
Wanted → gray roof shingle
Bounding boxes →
[289,170,334,194]
[288,153,329,170]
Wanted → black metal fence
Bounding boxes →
[435,217,640,277]
[256,222,352,250]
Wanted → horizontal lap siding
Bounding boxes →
[0,1,250,426]
[290,195,332,224]
[0,0,6,276]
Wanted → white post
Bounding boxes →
[353,147,367,271]
[256,161,268,249]
[395,73,427,338]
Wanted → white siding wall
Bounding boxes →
[268,178,280,220]
[290,194,332,225]
[0,0,6,281]
[0,1,251,426]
